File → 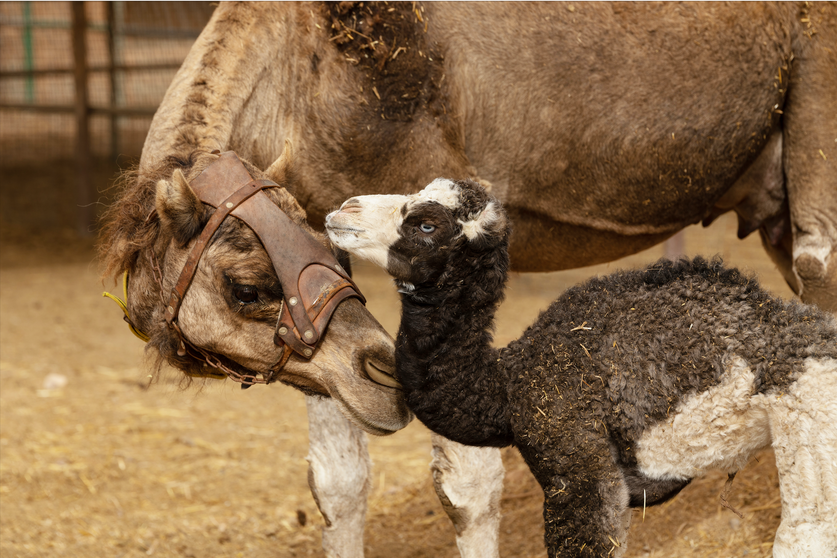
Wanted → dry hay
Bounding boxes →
[321,1,445,123]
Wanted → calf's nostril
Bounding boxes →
[339,198,363,213]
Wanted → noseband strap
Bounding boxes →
[164,151,365,384]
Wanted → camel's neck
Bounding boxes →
[395,251,513,447]
[140,3,306,174]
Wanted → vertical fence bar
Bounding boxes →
[72,1,94,235]
[106,1,119,160]
[22,2,34,103]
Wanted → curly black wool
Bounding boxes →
[389,180,837,558]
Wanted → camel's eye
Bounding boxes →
[232,284,259,304]
[419,223,436,234]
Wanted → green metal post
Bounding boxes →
[22,2,34,103]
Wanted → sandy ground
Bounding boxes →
[1,211,794,558]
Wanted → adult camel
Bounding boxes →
[108,2,836,557]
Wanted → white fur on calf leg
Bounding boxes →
[769,358,837,558]
[430,433,504,558]
[306,395,371,558]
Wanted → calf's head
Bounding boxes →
[325,178,509,293]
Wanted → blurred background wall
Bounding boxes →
[0,1,216,235]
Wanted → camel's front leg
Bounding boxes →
[430,433,504,558]
[306,395,371,558]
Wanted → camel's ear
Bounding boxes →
[264,139,295,188]
[156,168,204,245]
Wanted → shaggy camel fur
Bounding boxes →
[109,2,837,555]
[326,179,837,558]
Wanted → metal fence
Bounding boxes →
[0,1,214,233]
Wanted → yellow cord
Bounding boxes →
[103,271,151,343]
[104,272,226,381]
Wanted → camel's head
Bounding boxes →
[325,178,509,294]
[101,148,411,436]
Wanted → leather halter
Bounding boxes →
[163,151,365,385]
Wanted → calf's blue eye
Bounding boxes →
[419,224,436,233]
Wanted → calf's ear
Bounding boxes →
[461,201,509,248]
[156,168,205,246]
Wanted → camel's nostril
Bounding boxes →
[364,359,401,389]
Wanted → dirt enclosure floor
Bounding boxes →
[1,203,796,557]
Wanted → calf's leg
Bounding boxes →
[517,434,630,558]
[769,358,837,558]
[539,463,631,558]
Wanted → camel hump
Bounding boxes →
[322,2,444,123]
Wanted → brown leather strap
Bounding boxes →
[272,274,360,357]
[186,152,364,347]
[229,192,331,346]
[164,177,273,325]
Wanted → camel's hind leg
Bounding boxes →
[306,395,370,558]
[769,358,837,558]
[782,5,837,314]
[430,433,504,558]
